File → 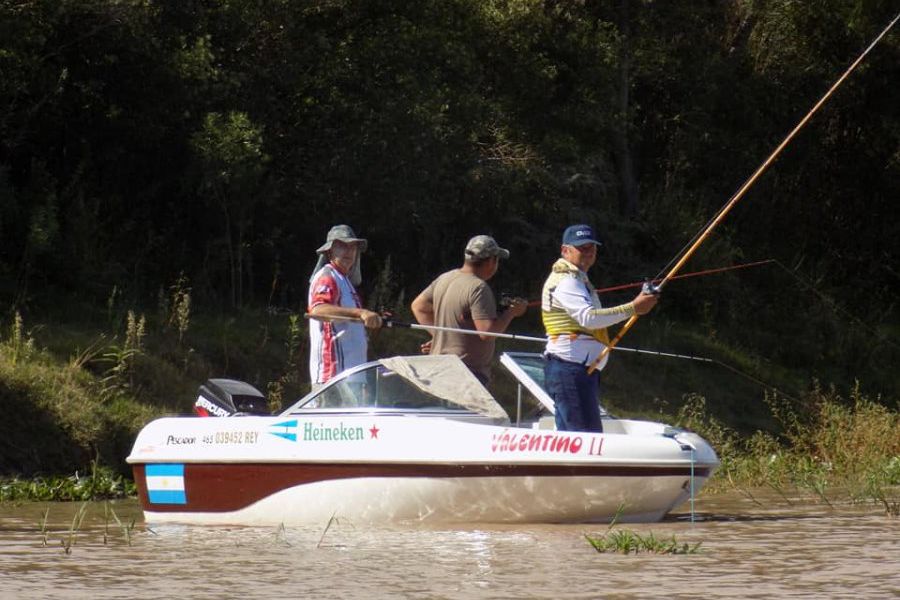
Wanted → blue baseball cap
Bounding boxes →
[562,224,602,247]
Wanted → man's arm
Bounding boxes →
[309,304,382,328]
[411,291,435,326]
[473,299,527,338]
[553,277,649,329]
[411,289,437,354]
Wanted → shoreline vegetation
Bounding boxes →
[1,308,896,515]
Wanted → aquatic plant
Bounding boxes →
[38,506,50,547]
[317,512,338,549]
[584,505,702,555]
[584,530,702,555]
[0,461,136,502]
[273,522,292,547]
[61,502,88,554]
[104,502,136,546]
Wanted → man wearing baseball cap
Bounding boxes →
[411,235,527,385]
[308,224,383,389]
[541,224,658,432]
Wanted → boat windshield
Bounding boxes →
[498,352,608,416]
[311,364,461,411]
[286,355,510,421]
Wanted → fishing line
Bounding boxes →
[770,259,900,352]
[520,259,773,307]
[654,201,737,282]
[587,12,900,374]
[597,259,774,295]
[615,345,798,402]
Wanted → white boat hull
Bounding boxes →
[129,414,717,526]
[143,474,699,526]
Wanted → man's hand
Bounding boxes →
[632,291,659,315]
[359,309,383,329]
[420,339,433,354]
[505,298,528,318]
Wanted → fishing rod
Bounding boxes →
[586,12,900,375]
[521,259,773,307]
[307,314,730,364]
[306,313,795,398]
[305,312,546,343]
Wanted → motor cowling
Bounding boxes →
[194,378,269,417]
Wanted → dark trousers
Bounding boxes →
[544,355,602,432]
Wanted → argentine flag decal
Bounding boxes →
[145,463,187,504]
[269,419,298,442]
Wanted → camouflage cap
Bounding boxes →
[464,235,510,261]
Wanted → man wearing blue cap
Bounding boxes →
[541,224,658,432]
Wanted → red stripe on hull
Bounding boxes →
[134,463,711,513]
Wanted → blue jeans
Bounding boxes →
[544,355,602,432]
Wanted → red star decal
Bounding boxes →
[369,424,380,439]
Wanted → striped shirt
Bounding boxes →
[542,258,635,369]
[308,264,367,384]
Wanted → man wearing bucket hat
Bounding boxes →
[308,224,383,388]
[542,224,658,432]
[411,235,527,385]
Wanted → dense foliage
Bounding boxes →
[1,1,897,417]
[676,385,900,514]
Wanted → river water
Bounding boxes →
[1,490,897,599]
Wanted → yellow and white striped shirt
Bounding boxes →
[541,258,635,369]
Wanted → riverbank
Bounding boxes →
[1,304,897,514]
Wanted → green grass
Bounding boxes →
[674,386,900,514]
[0,304,303,478]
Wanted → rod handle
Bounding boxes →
[586,314,640,374]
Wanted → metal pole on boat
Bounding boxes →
[585,12,900,375]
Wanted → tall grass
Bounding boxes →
[0,303,302,479]
[0,311,157,478]
[676,384,900,513]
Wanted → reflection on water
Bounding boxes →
[1,491,898,599]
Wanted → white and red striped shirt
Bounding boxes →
[308,264,368,384]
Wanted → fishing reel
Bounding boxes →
[378,308,397,328]
[641,280,662,295]
[499,294,528,308]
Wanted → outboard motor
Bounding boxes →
[194,378,269,417]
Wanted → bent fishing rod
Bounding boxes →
[306,313,795,398]
[586,12,900,375]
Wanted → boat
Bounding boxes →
[126,352,719,525]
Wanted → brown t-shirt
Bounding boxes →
[421,269,498,380]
